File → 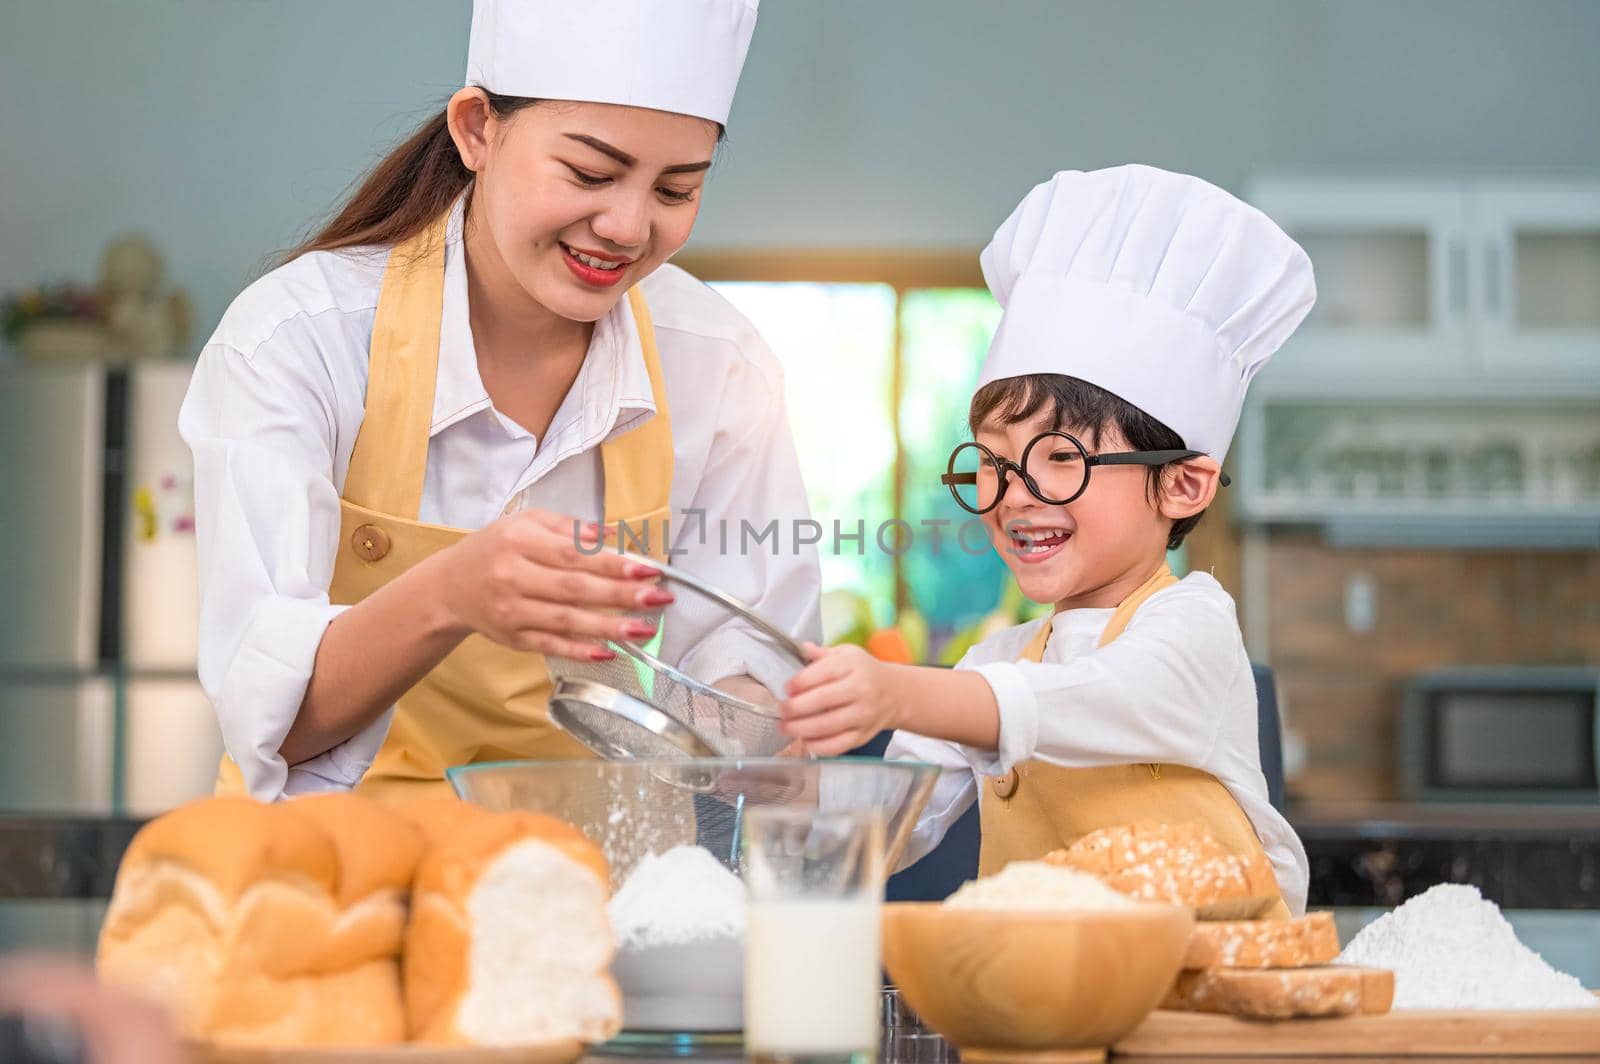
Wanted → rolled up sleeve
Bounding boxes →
[181,337,388,801]
[957,595,1235,778]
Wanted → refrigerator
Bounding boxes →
[0,360,222,817]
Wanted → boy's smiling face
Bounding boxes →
[976,410,1180,612]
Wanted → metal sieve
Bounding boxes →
[545,553,809,760]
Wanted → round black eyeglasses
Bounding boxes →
[940,431,1229,515]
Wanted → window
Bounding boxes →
[679,252,1035,660]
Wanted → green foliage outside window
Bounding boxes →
[712,280,1053,661]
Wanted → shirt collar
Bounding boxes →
[429,193,657,443]
[1047,603,1117,639]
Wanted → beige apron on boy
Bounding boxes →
[978,564,1289,918]
[217,210,674,803]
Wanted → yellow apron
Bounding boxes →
[218,210,674,803]
[978,564,1288,918]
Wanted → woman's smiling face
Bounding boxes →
[976,410,1176,611]
[455,96,719,323]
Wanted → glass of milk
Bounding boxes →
[741,807,886,1064]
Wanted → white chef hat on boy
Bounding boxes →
[976,165,1315,463]
[465,0,759,126]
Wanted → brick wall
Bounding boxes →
[1260,532,1600,801]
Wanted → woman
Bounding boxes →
[181,0,820,802]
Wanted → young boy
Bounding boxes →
[780,165,1314,914]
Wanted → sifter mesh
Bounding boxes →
[547,678,715,761]
[544,554,808,760]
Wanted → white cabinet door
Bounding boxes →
[1247,177,1471,382]
[124,676,222,815]
[1472,179,1600,378]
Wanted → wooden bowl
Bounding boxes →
[882,902,1194,1063]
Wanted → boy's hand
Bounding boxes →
[779,642,901,757]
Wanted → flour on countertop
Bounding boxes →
[1337,883,1597,1010]
[608,845,745,950]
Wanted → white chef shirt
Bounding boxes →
[886,572,1309,915]
[180,197,822,802]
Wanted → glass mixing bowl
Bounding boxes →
[449,757,939,881]
[447,757,940,1041]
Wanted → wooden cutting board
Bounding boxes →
[186,1040,585,1064]
[1113,1006,1600,1057]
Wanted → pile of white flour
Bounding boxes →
[1337,883,1597,1009]
[606,845,748,1030]
[608,844,745,950]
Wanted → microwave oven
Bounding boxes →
[1400,667,1600,803]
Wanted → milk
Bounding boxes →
[744,897,881,1057]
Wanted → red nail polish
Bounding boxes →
[591,647,616,662]
[640,589,675,607]
[625,620,658,639]
[627,562,663,579]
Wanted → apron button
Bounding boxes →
[352,524,391,562]
[992,768,1019,800]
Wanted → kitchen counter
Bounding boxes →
[1290,802,1600,909]
[177,1046,1586,1064]
[0,816,138,900]
[1292,800,1600,834]
[2,804,1598,909]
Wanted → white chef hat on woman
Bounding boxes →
[976,165,1315,462]
[465,0,760,126]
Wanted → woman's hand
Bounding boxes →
[429,510,674,660]
[779,642,903,757]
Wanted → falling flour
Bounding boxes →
[1337,883,1597,1010]
[608,845,745,950]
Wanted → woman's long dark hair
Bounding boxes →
[285,93,542,261]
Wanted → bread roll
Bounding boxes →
[97,794,423,1046]
[97,797,340,1039]
[1046,821,1280,919]
[404,811,621,1046]
[287,792,424,969]
[1162,964,1395,1019]
[399,795,492,849]
[200,959,407,1046]
[1183,912,1340,970]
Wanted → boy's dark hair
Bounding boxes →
[968,374,1205,550]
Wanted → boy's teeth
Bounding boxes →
[1013,529,1070,553]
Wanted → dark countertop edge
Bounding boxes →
[11,803,1600,833]
[0,817,143,900]
[4,811,1600,907]
[1288,801,1600,839]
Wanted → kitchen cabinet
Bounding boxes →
[1231,395,1600,546]
[1474,179,1600,375]
[1247,174,1600,392]
[1232,175,1600,550]
[1247,177,1467,381]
